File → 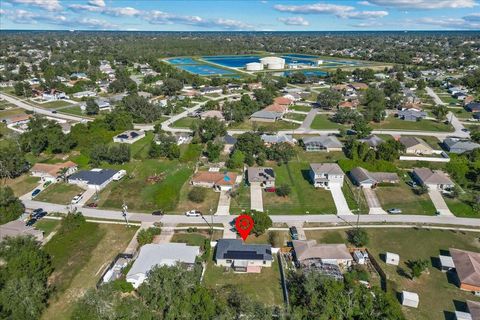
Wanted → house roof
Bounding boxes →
[127,243,200,277]
[310,163,344,176]
[398,109,427,118]
[443,138,480,152]
[359,135,384,148]
[466,102,480,111]
[467,300,480,320]
[69,169,118,186]
[303,135,343,149]
[261,134,295,144]
[215,239,272,261]
[273,96,293,105]
[251,110,282,120]
[399,136,433,150]
[450,248,480,288]
[263,104,288,113]
[413,168,453,186]
[350,167,399,184]
[191,171,237,186]
[4,114,32,123]
[0,220,43,242]
[349,82,368,90]
[338,101,354,108]
[292,240,352,261]
[201,110,224,120]
[247,167,275,183]
[223,134,237,145]
[31,161,77,177]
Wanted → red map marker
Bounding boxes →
[235,215,254,241]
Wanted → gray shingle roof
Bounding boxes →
[68,169,118,186]
[215,239,272,261]
[413,168,453,185]
[399,136,432,149]
[303,135,343,149]
[251,110,282,120]
[247,167,275,183]
[359,135,384,148]
[443,138,480,153]
[310,163,344,176]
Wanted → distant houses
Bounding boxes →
[412,168,454,191]
[215,239,273,273]
[302,135,343,152]
[397,109,427,121]
[73,90,97,99]
[443,138,480,154]
[261,134,296,145]
[309,163,344,189]
[349,167,399,188]
[399,136,434,155]
[191,171,238,191]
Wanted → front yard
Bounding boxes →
[371,118,454,132]
[310,114,345,129]
[375,181,437,215]
[174,184,220,215]
[6,175,40,197]
[35,183,84,205]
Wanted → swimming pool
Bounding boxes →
[177,64,236,76]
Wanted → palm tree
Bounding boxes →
[57,167,69,183]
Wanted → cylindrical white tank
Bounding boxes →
[267,62,284,70]
[260,56,285,69]
[246,62,264,71]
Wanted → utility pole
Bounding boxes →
[121,200,129,227]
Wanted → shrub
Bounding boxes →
[275,184,291,197]
[188,187,207,203]
[137,227,162,247]
[110,279,134,293]
[268,231,283,247]
[347,228,369,247]
[407,259,429,279]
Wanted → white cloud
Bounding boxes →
[351,21,385,27]
[274,3,355,15]
[417,16,480,29]
[278,16,310,26]
[76,17,118,29]
[10,0,62,11]
[367,0,478,9]
[68,4,140,17]
[88,0,105,7]
[339,10,388,19]
[463,13,480,21]
[357,1,373,5]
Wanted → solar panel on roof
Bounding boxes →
[130,132,139,138]
[118,134,128,139]
[223,250,265,260]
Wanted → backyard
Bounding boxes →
[6,175,40,197]
[35,183,84,205]
[375,181,437,215]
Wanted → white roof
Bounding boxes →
[402,291,419,302]
[386,252,400,260]
[439,255,455,268]
[127,243,200,278]
[455,311,472,320]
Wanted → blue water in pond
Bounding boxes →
[203,56,261,68]
[281,70,328,77]
[177,64,235,75]
[166,57,199,65]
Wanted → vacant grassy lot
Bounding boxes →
[171,230,223,245]
[229,119,299,131]
[229,183,251,214]
[203,253,283,306]
[342,180,369,214]
[263,161,337,214]
[371,118,454,132]
[376,181,437,215]
[35,219,61,236]
[0,107,26,118]
[97,159,193,212]
[310,114,345,129]
[284,112,307,122]
[304,228,480,320]
[130,131,154,159]
[42,223,137,320]
[292,148,346,163]
[174,184,219,214]
[171,116,199,128]
[289,105,311,112]
[35,183,84,204]
[6,175,40,196]
[60,106,84,116]
[445,196,478,218]
[40,100,72,109]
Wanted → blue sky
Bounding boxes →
[0,0,479,31]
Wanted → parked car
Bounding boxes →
[43,181,52,188]
[51,110,57,114]
[265,187,276,193]
[406,180,417,188]
[25,218,37,226]
[32,210,47,219]
[185,210,202,217]
[86,202,98,208]
[31,189,41,197]
[71,194,83,204]
[152,210,165,216]
[387,208,402,214]
[290,226,299,240]
[33,208,44,214]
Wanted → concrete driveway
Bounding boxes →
[215,191,231,215]
[288,222,307,240]
[250,185,264,212]
[362,188,388,215]
[428,190,453,215]
[329,184,352,215]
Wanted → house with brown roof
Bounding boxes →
[1,114,32,125]
[450,248,480,293]
[263,104,288,114]
[273,96,294,106]
[31,161,78,183]
[399,136,434,155]
[338,101,355,109]
[412,168,454,191]
[292,240,353,267]
[191,171,237,191]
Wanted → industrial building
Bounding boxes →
[259,56,285,70]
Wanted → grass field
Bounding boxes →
[263,161,337,214]
[35,183,84,205]
[5,175,40,197]
[304,228,480,320]
[229,183,251,214]
[130,131,154,159]
[35,219,61,236]
[445,196,478,218]
[310,114,345,129]
[174,184,220,214]
[40,100,73,109]
[203,253,283,306]
[371,118,454,132]
[229,119,299,131]
[171,116,199,128]
[42,223,137,320]
[60,106,84,116]
[342,179,369,214]
[97,159,193,212]
[284,112,307,122]
[171,231,223,245]
[289,105,312,112]
[0,107,26,118]
[375,181,437,215]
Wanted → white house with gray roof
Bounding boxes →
[215,239,272,273]
[302,135,343,152]
[261,134,296,145]
[309,163,345,189]
[412,168,454,191]
[443,138,480,154]
[250,110,282,122]
[67,168,121,190]
[126,243,200,288]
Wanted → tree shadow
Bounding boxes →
[396,266,411,279]
[431,256,442,270]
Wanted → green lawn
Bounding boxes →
[60,106,84,116]
[445,196,479,218]
[375,181,437,215]
[263,161,337,214]
[97,159,193,212]
[293,148,346,163]
[203,253,283,306]
[35,219,61,236]
[304,228,480,320]
[310,114,345,129]
[289,105,311,112]
[6,175,40,197]
[229,183,251,214]
[174,184,219,215]
[35,183,84,205]
[130,131,154,159]
[450,108,474,120]
[371,118,454,132]
[229,120,299,131]
[342,180,369,214]
[40,100,72,109]
[0,107,26,118]
[171,231,223,245]
[179,143,203,163]
[42,223,137,320]
[284,113,307,122]
[171,117,199,128]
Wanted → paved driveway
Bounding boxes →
[250,185,264,212]
[288,222,307,240]
[300,108,318,129]
[362,188,388,215]
[215,191,231,215]
[329,184,352,215]
[153,223,176,243]
[428,190,453,215]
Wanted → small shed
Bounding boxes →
[401,291,419,308]
[454,311,472,320]
[353,251,366,265]
[439,255,455,272]
[385,252,400,266]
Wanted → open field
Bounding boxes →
[229,119,299,131]
[375,181,437,215]
[203,253,283,306]
[445,196,478,218]
[284,112,307,122]
[171,230,224,245]
[304,228,480,320]
[97,159,194,212]
[263,161,337,214]
[310,114,345,129]
[60,106,84,116]
[39,100,73,109]
[371,118,454,132]
[229,183,251,214]
[171,116,199,128]
[42,223,137,320]
[5,175,40,196]
[289,105,312,112]
[35,183,84,205]
[174,183,220,215]
[130,131,154,159]
[0,106,26,118]
[35,219,61,236]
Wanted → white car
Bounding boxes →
[185,210,202,217]
[71,194,83,204]
[387,208,402,214]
